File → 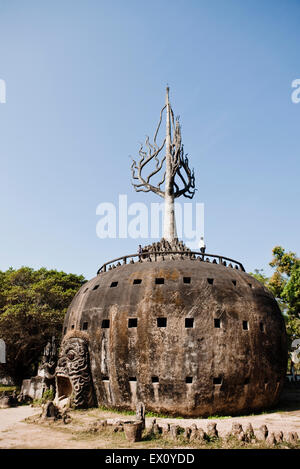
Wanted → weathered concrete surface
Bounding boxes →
[61,259,287,416]
[21,377,44,400]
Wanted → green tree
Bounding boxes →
[269,247,300,318]
[250,246,300,359]
[0,267,85,384]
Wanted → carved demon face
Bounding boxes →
[55,336,94,408]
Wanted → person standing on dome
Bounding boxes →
[199,237,206,255]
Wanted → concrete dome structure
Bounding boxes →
[55,88,287,416]
[56,248,287,417]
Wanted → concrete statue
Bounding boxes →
[55,88,287,416]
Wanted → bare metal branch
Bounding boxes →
[165,118,196,200]
[130,92,195,206]
[174,153,195,199]
[153,104,166,148]
[131,104,167,197]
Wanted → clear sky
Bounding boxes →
[0,0,299,280]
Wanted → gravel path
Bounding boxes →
[0,405,299,448]
[0,406,37,432]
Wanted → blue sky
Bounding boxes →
[0,0,299,280]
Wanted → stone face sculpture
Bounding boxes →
[55,334,94,408]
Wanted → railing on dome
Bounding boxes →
[97,251,245,274]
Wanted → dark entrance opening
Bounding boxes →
[57,376,72,399]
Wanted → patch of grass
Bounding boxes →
[43,389,54,401]
[32,388,55,406]
[145,410,182,419]
[142,432,161,442]
[96,405,136,416]
[32,399,44,406]
[207,415,232,420]
[93,407,184,419]
[71,403,300,422]
[0,385,18,393]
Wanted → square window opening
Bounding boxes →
[101,319,110,329]
[102,376,109,381]
[185,318,194,328]
[186,376,193,384]
[207,278,214,285]
[214,318,221,328]
[260,322,264,332]
[152,376,159,383]
[155,278,164,284]
[213,377,222,385]
[129,377,137,382]
[133,279,142,285]
[128,318,138,328]
[157,317,167,327]
[183,277,191,284]
[71,325,75,330]
[110,281,118,288]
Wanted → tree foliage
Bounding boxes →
[0,267,85,384]
[250,246,300,356]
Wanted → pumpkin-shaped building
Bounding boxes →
[55,242,287,417]
[55,88,287,416]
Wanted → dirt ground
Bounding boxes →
[0,404,300,449]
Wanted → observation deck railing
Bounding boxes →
[97,251,245,275]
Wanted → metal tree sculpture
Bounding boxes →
[131,87,195,241]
